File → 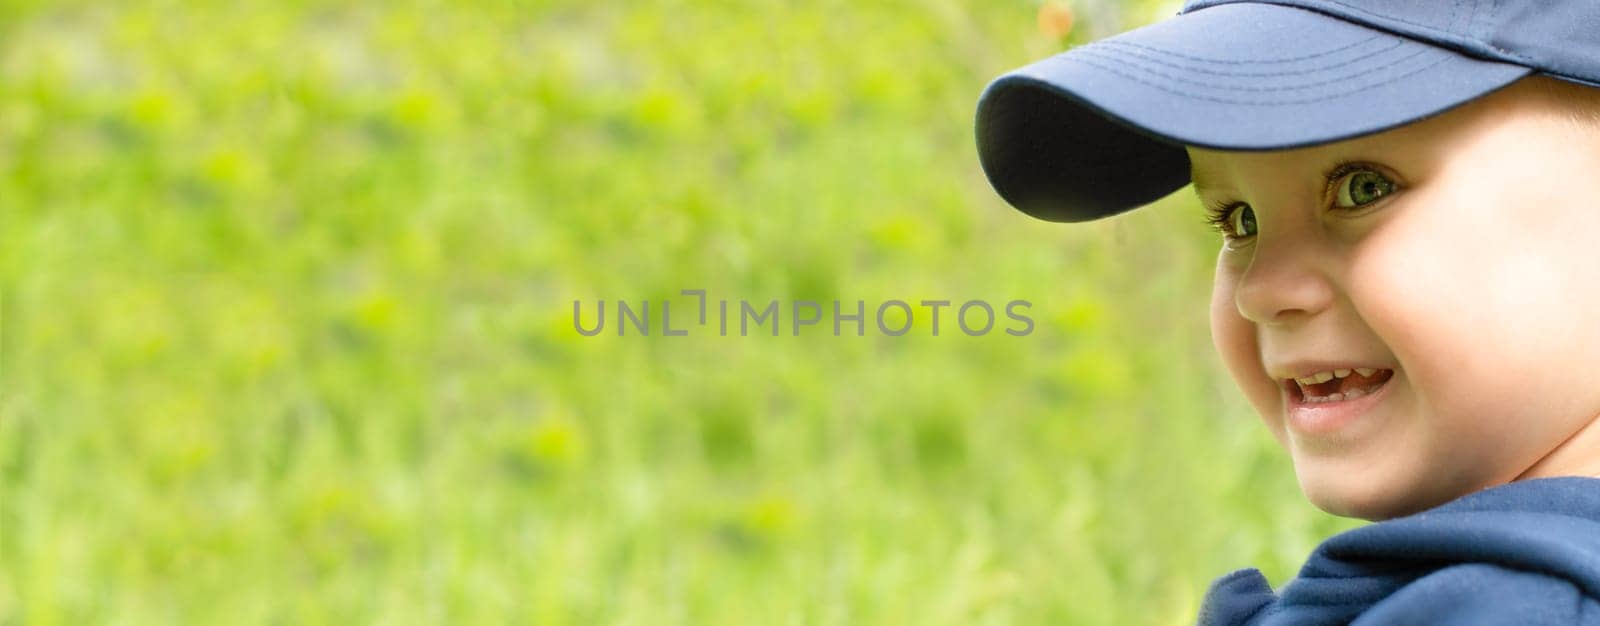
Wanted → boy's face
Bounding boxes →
[1189,77,1600,520]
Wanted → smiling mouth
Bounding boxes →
[1284,368,1396,403]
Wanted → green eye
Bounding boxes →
[1204,202,1257,241]
[1335,169,1396,207]
[1230,204,1257,238]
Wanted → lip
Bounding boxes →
[1283,369,1397,439]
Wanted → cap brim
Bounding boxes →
[975,2,1533,222]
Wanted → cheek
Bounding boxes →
[1348,208,1478,370]
[1350,201,1509,428]
[1210,259,1285,437]
[1350,188,1600,447]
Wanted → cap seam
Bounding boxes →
[1070,46,1439,95]
[1066,51,1452,106]
[1094,33,1384,66]
[1079,39,1409,79]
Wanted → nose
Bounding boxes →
[1233,229,1336,326]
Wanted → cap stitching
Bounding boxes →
[1067,51,1452,106]
[1070,45,1435,93]
[1094,33,1383,65]
[1080,39,1408,79]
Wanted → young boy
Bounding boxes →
[975,1,1600,624]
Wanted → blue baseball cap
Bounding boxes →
[975,0,1600,222]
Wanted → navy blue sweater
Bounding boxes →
[1199,476,1600,625]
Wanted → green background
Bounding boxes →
[0,1,1362,624]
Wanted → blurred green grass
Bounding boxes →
[0,1,1362,624]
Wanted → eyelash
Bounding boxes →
[1202,199,1239,237]
[1201,161,1396,239]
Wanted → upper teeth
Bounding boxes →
[1295,368,1378,385]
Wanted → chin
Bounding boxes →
[1295,464,1442,521]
